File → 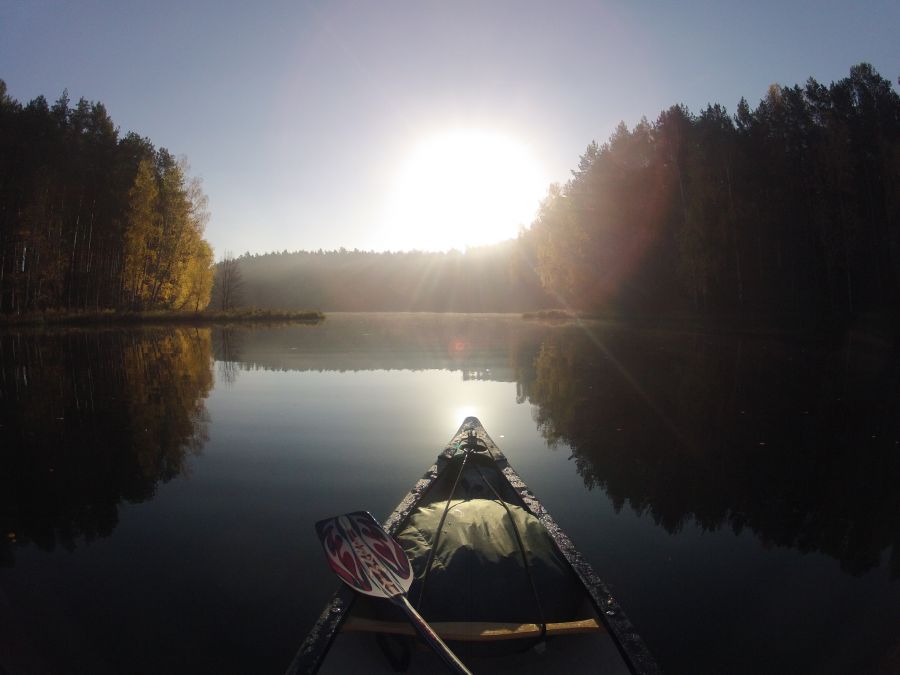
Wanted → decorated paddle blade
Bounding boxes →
[316,511,413,599]
[316,511,472,675]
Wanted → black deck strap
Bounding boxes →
[471,459,548,641]
[375,632,412,672]
[415,450,470,611]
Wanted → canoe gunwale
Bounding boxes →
[286,417,660,675]
[494,452,661,675]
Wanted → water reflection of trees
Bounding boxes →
[518,327,900,577]
[212,314,548,379]
[212,327,245,385]
[0,328,213,566]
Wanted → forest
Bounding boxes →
[230,64,899,325]
[0,81,214,314]
[3,64,897,324]
[530,63,900,321]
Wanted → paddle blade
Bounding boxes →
[316,511,413,599]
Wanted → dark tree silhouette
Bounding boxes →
[530,64,900,324]
[212,251,245,310]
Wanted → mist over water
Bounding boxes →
[2,314,898,674]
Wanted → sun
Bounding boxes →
[382,129,547,251]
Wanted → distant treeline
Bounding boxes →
[235,240,554,312]
[0,81,214,315]
[529,63,900,321]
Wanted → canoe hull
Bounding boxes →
[287,417,659,675]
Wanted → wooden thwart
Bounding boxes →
[342,616,605,642]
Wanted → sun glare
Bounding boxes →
[383,129,547,251]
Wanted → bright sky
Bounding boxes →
[2,1,897,255]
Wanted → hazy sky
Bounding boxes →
[2,0,897,255]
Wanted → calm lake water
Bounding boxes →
[2,313,899,674]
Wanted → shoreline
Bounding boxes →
[0,308,325,328]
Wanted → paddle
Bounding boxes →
[316,511,472,675]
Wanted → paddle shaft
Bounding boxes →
[391,594,473,675]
